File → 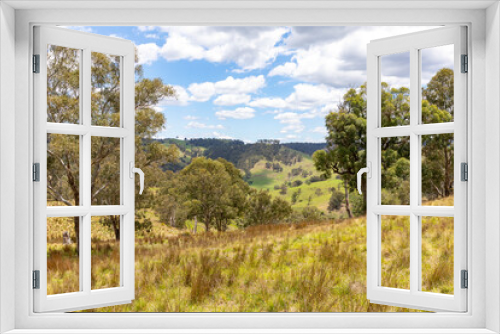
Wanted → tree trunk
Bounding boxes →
[73,216,80,254]
[193,216,197,233]
[444,147,451,197]
[111,215,120,241]
[344,179,353,218]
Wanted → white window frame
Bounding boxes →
[33,25,136,312]
[1,1,499,333]
[366,26,467,312]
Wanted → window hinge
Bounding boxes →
[461,270,468,289]
[33,163,40,182]
[461,54,468,73]
[33,54,40,73]
[461,162,468,182]
[33,270,40,289]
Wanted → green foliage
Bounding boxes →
[46,45,179,250]
[161,138,311,173]
[314,68,455,214]
[327,188,344,212]
[300,206,323,221]
[172,157,249,232]
[242,190,292,227]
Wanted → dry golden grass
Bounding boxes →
[46,197,454,312]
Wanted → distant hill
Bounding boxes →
[282,142,327,156]
[157,138,327,173]
[157,138,335,213]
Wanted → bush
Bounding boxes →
[301,206,323,221]
[328,188,344,212]
[308,175,324,183]
[350,192,365,216]
[291,180,303,187]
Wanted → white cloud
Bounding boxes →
[312,126,328,135]
[159,85,190,106]
[274,112,306,133]
[214,75,266,94]
[285,83,344,111]
[188,75,265,102]
[136,43,161,65]
[249,97,287,109]
[214,94,251,106]
[184,115,199,120]
[186,121,224,129]
[188,82,216,102]
[145,34,160,39]
[156,26,289,71]
[216,107,256,120]
[270,26,436,88]
[286,134,299,139]
[212,131,234,140]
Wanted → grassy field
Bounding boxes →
[248,156,344,213]
[46,196,454,312]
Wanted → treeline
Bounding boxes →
[158,138,319,174]
[282,142,327,156]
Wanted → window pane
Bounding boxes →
[91,137,120,205]
[47,217,80,295]
[421,216,454,294]
[380,52,410,127]
[421,45,454,124]
[91,52,121,127]
[47,45,80,124]
[381,136,410,205]
[422,134,454,206]
[381,215,410,289]
[47,134,80,206]
[91,215,121,290]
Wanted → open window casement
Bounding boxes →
[362,26,467,312]
[33,26,141,312]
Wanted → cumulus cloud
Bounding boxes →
[155,26,289,71]
[249,97,287,109]
[274,112,306,133]
[186,121,224,129]
[188,75,265,102]
[216,107,256,120]
[188,82,217,102]
[285,83,344,110]
[270,26,436,88]
[136,43,161,65]
[214,94,251,106]
[159,85,190,106]
[184,115,199,120]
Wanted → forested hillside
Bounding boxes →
[157,138,326,173]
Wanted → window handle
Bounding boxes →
[357,162,371,195]
[129,162,145,195]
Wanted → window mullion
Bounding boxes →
[82,47,92,294]
[409,47,420,294]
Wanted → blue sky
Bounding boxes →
[70,26,453,143]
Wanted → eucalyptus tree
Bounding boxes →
[47,46,178,252]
